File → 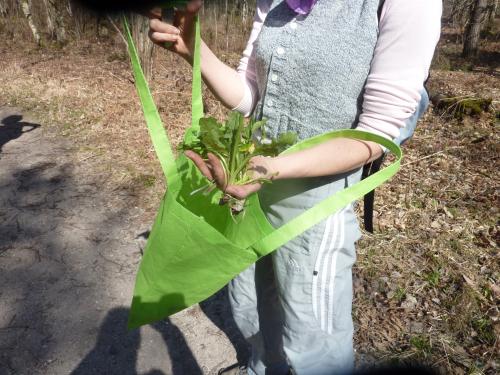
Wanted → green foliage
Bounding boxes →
[425,269,441,287]
[449,238,461,251]
[393,286,407,302]
[433,95,492,120]
[139,174,156,188]
[471,317,495,345]
[410,335,432,357]
[181,111,297,214]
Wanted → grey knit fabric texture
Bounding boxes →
[253,0,380,141]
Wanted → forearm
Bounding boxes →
[198,41,245,110]
[269,138,383,180]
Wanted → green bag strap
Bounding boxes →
[251,129,402,257]
[123,18,177,184]
[123,13,203,185]
[187,15,204,140]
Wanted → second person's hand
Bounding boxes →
[147,0,203,62]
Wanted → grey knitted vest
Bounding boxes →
[254,0,380,141]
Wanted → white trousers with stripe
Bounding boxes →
[229,171,362,375]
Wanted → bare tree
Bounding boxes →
[484,0,499,32]
[225,0,229,51]
[0,0,8,16]
[43,0,66,43]
[130,13,155,81]
[66,0,72,16]
[241,0,249,26]
[21,0,41,45]
[463,0,489,58]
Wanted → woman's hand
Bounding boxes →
[184,151,277,200]
[147,0,203,61]
[184,137,384,200]
[148,0,246,110]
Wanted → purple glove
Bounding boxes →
[286,0,318,14]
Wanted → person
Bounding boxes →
[148,1,442,374]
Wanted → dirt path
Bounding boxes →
[0,108,247,375]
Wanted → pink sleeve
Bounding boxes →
[232,0,271,116]
[357,0,442,140]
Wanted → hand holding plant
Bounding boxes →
[185,151,276,200]
[181,112,297,215]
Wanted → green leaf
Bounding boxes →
[199,117,227,156]
[276,132,298,147]
[251,119,267,133]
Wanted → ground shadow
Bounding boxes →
[0,114,40,154]
[199,288,250,365]
[152,319,203,375]
[71,307,203,375]
[0,156,74,373]
[71,308,142,375]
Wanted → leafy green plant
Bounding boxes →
[472,317,495,345]
[425,269,441,287]
[393,286,407,302]
[138,174,156,188]
[410,335,432,357]
[181,111,297,215]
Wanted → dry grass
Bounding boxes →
[352,23,499,370]
[354,80,499,372]
[0,19,498,375]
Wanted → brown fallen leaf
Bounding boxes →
[463,274,476,287]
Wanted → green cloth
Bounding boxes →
[123,16,402,329]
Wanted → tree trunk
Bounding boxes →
[130,13,155,81]
[463,0,488,58]
[213,6,218,50]
[43,0,55,36]
[43,0,66,43]
[225,0,229,51]
[21,0,41,45]
[67,0,72,17]
[242,0,248,26]
[484,0,499,33]
[0,0,8,16]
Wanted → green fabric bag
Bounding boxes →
[124,16,402,329]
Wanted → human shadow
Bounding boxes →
[151,319,203,375]
[0,114,40,154]
[71,308,142,375]
[71,306,203,375]
[199,288,250,365]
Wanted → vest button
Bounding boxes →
[271,74,278,82]
[268,99,274,107]
[277,47,285,55]
[290,22,297,30]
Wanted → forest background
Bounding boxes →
[0,0,498,374]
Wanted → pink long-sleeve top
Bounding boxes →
[233,0,442,141]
